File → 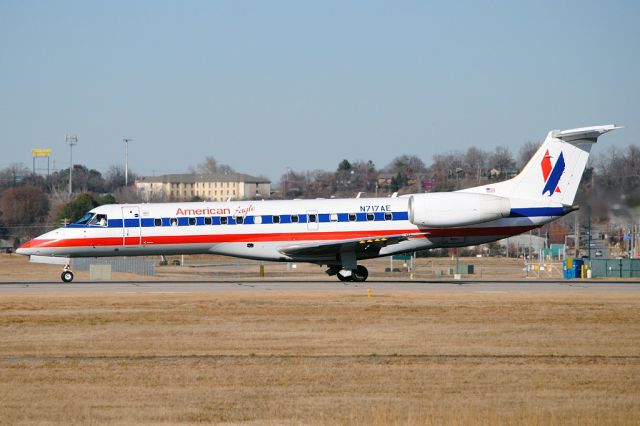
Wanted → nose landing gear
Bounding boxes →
[61,265,74,283]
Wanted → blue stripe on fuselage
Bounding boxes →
[67,211,410,229]
[509,207,565,217]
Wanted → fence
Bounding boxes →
[590,258,640,278]
[71,257,155,276]
[171,255,540,280]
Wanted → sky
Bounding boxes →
[1,0,638,181]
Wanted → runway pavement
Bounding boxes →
[0,280,639,294]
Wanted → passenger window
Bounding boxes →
[348,213,357,222]
[330,214,338,222]
[291,214,299,223]
[188,217,196,226]
[220,216,228,225]
[366,213,375,221]
[254,216,262,224]
[236,216,244,224]
[384,212,393,221]
[273,215,280,224]
[170,218,178,226]
[154,218,162,227]
[309,214,317,223]
[204,217,212,225]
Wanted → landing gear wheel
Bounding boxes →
[61,270,74,283]
[337,271,353,282]
[352,265,369,282]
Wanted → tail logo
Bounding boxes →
[541,150,565,196]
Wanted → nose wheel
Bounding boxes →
[61,266,74,283]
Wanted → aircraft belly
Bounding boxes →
[378,239,433,257]
[208,242,287,261]
[47,243,214,258]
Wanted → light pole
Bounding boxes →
[283,167,291,199]
[65,134,78,195]
[123,138,133,186]
[587,205,592,262]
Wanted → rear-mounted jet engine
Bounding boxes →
[408,193,511,228]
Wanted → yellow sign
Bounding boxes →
[31,149,52,157]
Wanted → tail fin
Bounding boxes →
[464,125,620,205]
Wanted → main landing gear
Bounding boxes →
[328,265,369,282]
[325,250,369,282]
[61,265,74,283]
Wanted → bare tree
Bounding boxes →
[518,141,541,170]
[428,151,465,191]
[191,156,235,175]
[489,146,516,178]
[113,186,143,204]
[306,170,335,198]
[383,155,427,193]
[350,160,378,194]
[105,165,125,192]
[385,155,427,175]
[464,147,488,184]
[0,164,31,190]
[279,169,307,198]
[0,185,50,239]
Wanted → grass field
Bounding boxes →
[0,291,639,425]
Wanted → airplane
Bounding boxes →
[17,124,619,283]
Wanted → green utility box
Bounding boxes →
[449,264,474,275]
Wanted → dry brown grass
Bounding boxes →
[0,291,639,425]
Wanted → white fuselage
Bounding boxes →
[17,196,558,265]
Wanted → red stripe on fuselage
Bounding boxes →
[25,226,537,249]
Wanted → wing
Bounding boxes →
[278,233,427,258]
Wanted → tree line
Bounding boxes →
[0,143,638,249]
[278,143,541,199]
[0,164,135,245]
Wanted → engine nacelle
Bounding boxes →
[408,192,511,228]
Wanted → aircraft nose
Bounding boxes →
[16,229,63,256]
[16,240,35,256]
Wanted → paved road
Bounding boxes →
[0,280,639,294]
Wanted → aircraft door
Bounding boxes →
[307,210,319,231]
[121,206,142,246]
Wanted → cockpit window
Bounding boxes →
[89,214,108,227]
[74,212,94,225]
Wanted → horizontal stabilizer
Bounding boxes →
[552,124,620,142]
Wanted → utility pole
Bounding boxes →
[123,138,133,186]
[587,205,592,261]
[574,213,580,258]
[65,134,78,195]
